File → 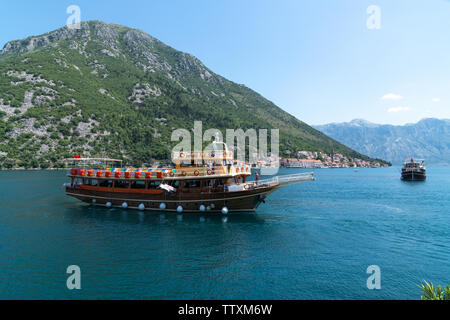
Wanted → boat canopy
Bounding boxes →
[63,158,123,168]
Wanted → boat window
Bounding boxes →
[99,180,113,188]
[168,180,180,188]
[180,162,192,167]
[87,179,98,186]
[131,181,146,189]
[115,180,130,189]
[148,180,161,189]
[184,180,201,188]
[204,179,213,187]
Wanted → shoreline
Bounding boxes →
[0,168,68,171]
[2,165,449,171]
[1,166,396,171]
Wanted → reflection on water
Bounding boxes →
[66,204,267,226]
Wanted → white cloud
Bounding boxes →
[388,106,411,113]
[432,98,440,102]
[381,93,403,100]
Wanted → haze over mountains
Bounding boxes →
[315,118,450,165]
[0,20,387,168]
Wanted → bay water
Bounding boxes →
[0,167,448,299]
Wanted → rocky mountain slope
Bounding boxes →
[0,21,386,168]
[315,118,450,165]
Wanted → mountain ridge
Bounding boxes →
[314,118,450,165]
[0,20,387,168]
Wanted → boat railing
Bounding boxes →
[67,164,252,179]
[172,151,234,161]
[402,165,425,170]
[256,176,279,185]
[278,172,315,183]
[247,172,315,188]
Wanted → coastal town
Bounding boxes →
[1,149,389,170]
[2,149,390,170]
[251,151,389,169]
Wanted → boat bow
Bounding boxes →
[245,172,315,189]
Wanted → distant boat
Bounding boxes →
[401,158,426,181]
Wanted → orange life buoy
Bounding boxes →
[207,169,212,175]
[223,152,227,157]
[236,168,239,173]
[169,171,175,177]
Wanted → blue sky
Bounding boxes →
[1,0,449,125]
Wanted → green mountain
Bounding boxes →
[0,21,387,168]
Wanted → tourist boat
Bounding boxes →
[401,158,426,181]
[63,144,315,213]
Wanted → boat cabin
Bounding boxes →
[65,151,252,195]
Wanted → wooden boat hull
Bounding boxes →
[401,169,426,181]
[65,184,279,212]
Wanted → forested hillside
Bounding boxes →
[0,21,386,168]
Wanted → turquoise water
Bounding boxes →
[0,167,449,299]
